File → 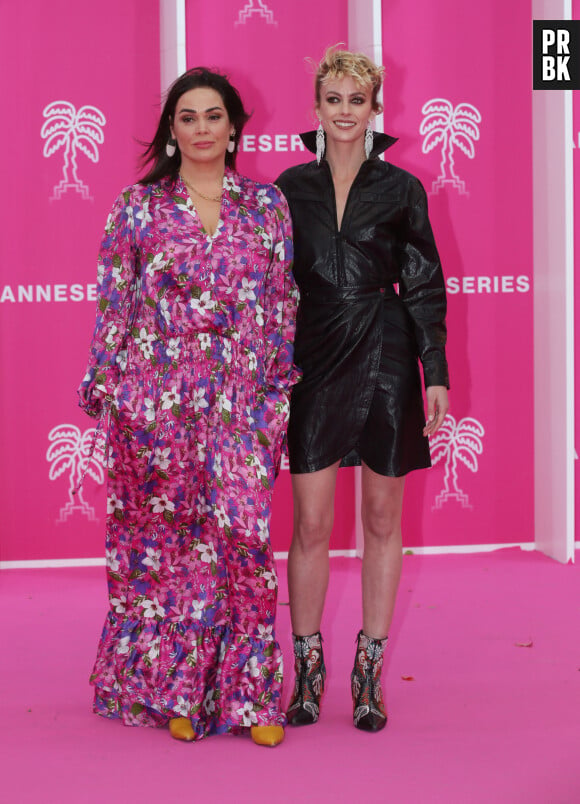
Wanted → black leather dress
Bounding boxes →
[276,132,449,476]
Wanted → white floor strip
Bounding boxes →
[400,542,537,555]
[0,557,106,570]
[4,542,573,570]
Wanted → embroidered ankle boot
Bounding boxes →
[351,630,388,732]
[286,632,326,726]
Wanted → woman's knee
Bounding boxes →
[362,500,401,541]
[291,463,339,550]
[361,469,404,541]
[292,508,333,549]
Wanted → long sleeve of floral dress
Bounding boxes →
[78,189,140,418]
[253,187,301,466]
[263,188,300,392]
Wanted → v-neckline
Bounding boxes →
[323,160,367,234]
[178,174,227,240]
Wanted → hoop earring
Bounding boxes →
[316,123,325,165]
[227,130,236,154]
[364,125,374,159]
[166,138,177,158]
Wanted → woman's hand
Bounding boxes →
[423,385,449,437]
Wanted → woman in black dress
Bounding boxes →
[276,47,449,732]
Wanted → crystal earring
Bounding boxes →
[227,130,236,153]
[316,122,325,165]
[364,125,374,159]
[166,138,177,158]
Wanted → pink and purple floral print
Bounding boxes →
[79,169,300,738]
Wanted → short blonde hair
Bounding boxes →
[314,46,384,113]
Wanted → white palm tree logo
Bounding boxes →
[46,424,106,523]
[41,101,106,201]
[429,416,485,509]
[235,0,276,25]
[420,99,481,196]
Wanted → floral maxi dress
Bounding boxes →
[78,169,300,738]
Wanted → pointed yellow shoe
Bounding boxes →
[250,725,285,747]
[169,717,195,742]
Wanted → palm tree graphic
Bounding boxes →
[235,0,276,25]
[46,424,105,523]
[420,99,481,196]
[41,101,106,201]
[429,415,485,509]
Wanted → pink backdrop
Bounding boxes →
[0,0,161,562]
[382,0,534,548]
[1,0,537,562]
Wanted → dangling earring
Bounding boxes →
[166,138,177,158]
[364,125,374,159]
[316,122,325,165]
[227,130,236,153]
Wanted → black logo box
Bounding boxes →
[533,20,580,89]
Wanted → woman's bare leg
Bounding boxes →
[287,461,340,635]
[360,463,405,639]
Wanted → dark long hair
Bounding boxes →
[139,67,250,184]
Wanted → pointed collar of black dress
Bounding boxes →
[299,129,398,160]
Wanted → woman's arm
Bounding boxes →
[262,187,301,394]
[252,187,301,469]
[398,176,449,391]
[78,188,140,417]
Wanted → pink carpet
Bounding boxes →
[1,550,579,803]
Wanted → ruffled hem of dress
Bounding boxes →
[89,612,286,738]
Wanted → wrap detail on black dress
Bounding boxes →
[276,131,449,476]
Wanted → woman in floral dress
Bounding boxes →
[78,68,300,747]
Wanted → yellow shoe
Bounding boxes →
[250,725,285,747]
[169,717,195,742]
